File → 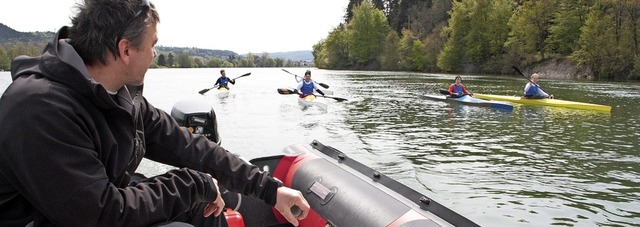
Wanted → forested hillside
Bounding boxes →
[313,0,640,80]
[0,23,311,70]
[0,23,53,44]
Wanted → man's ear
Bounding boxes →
[117,38,132,65]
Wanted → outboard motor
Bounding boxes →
[170,99,221,144]
[170,99,246,226]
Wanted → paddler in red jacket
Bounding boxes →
[448,76,472,97]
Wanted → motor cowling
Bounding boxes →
[170,99,221,144]
[171,99,246,226]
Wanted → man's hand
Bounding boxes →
[203,176,225,217]
[274,187,310,226]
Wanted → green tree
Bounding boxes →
[265,58,276,67]
[571,3,616,79]
[193,57,205,68]
[176,54,192,68]
[482,0,513,72]
[409,39,427,71]
[346,1,391,67]
[167,53,175,68]
[506,0,558,63]
[157,53,166,67]
[379,30,401,71]
[631,55,640,80]
[464,0,492,65]
[0,46,9,71]
[207,57,224,67]
[275,58,286,67]
[398,29,417,70]
[571,0,638,80]
[422,27,445,72]
[545,0,588,56]
[315,27,351,69]
[437,0,469,72]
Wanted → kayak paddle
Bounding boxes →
[198,72,251,95]
[439,89,452,95]
[439,89,469,98]
[281,69,330,89]
[512,66,552,98]
[277,88,348,102]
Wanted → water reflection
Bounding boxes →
[335,71,639,226]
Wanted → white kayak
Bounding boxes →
[298,94,327,110]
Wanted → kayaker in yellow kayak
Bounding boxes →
[448,76,472,97]
[524,73,554,99]
[215,69,235,90]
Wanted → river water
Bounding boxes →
[1,68,638,226]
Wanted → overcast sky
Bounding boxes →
[1,0,349,54]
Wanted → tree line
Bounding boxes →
[313,0,640,81]
[0,44,309,71]
[153,52,309,69]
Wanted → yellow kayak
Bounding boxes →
[217,87,229,98]
[474,94,611,112]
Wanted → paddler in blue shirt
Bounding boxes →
[448,76,472,97]
[214,69,235,89]
[524,73,554,99]
[295,70,325,98]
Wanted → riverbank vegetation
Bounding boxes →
[0,24,309,71]
[313,0,640,81]
[0,43,309,70]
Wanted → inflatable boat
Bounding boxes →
[171,99,479,227]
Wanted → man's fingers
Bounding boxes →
[281,209,300,226]
[291,205,302,217]
[203,174,225,217]
[203,198,225,217]
[214,198,225,217]
[203,203,216,217]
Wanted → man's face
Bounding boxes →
[221,71,226,77]
[304,74,311,82]
[127,23,158,86]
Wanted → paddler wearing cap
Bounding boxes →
[294,70,325,98]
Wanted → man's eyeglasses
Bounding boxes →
[134,0,150,17]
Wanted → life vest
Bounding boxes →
[217,77,231,87]
[300,81,315,95]
[451,84,466,94]
[524,83,540,97]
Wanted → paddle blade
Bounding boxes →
[277,88,297,95]
[233,72,251,80]
[198,88,212,95]
[322,95,348,102]
[318,83,330,89]
[439,89,451,95]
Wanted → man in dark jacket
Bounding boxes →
[0,0,309,226]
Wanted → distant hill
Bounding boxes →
[0,23,54,44]
[155,46,238,59]
[265,51,313,62]
[0,23,312,61]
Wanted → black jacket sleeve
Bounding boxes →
[140,98,281,206]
